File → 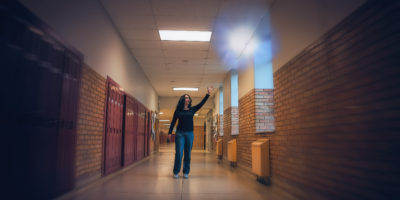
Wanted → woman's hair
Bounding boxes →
[175,94,192,111]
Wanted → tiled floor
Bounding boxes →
[62,144,295,200]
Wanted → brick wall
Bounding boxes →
[222,107,238,158]
[237,89,275,168]
[238,90,256,168]
[272,1,400,199]
[255,89,275,132]
[75,64,106,184]
[231,107,239,135]
[219,114,223,136]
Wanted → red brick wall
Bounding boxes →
[255,89,274,132]
[75,64,106,183]
[231,107,239,135]
[238,90,256,168]
[237,89,275,168]
[222,107,238,158]
[219,114,223,136]
[222,108,231,158]
[272,1,400,199]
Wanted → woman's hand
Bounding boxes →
[207,87,213,95]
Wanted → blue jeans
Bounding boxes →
[173,131,194,174]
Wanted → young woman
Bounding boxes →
[168,88,213,178]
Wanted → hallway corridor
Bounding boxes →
[61,144,292,200]
[2,0,400,199]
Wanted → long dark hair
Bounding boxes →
[175,94,192,111]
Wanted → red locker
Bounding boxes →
[132,98,138,162]
[136,104,145,161]
[103,77,124,175]
[144,110,148,157]
[55,48,82,195]
[1,1,82,198]
[123,95,136,166]
[146,110,152,156]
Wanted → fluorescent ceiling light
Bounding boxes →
[159,112,164,114]
[194,114,199,116]
[159,120,170,122]
[163,124,171,126]
[173,88,198,91]
[159,30,212,41]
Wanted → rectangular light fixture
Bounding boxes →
[159,112,164,114]
[159,30,212,41]
[159,120,170,122]
[173,88,198,91]
[163,124,171,126]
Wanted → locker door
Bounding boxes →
[56,48,82,194]
[144,110,148,157]
[123,95,135,166]
[133,98,138,162]
[136,105,144,161]
[104,77,124,175]
[146,111,151,156]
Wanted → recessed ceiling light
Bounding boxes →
[173,88,198,91]
[159,30,212,42]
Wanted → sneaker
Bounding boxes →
[173,174,179,179]
[183,174,189,179]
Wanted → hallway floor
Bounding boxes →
[61,144,295,200]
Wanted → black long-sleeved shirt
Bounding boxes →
[168,94,210,134]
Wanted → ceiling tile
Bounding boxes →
[161,41,210,51]
[113,15,156,29]
[156,15,214,30]
[165,57,206,65]
[152,0,220,17]
[127,40,161,49]
[120,29,160,40]
[206,59,223,65]
[136,56,165,65]
[101,0,153,16]
[131,48,164,57]
[163,50,208,58]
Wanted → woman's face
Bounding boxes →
[184,95,190,105]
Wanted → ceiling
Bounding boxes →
[100,0,272,97]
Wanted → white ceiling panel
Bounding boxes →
[206,59,223,65]
[121,29,160,40]
[136,56,165,65]
[101,0,153,16]
[161,41,210,51]
[156,15,214,30]
[165,57,206,65]
[113,15,156,29]
[152,0,220,17]
[131,48,164,57]
[163,50,208,58]
[127,40,161,49]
